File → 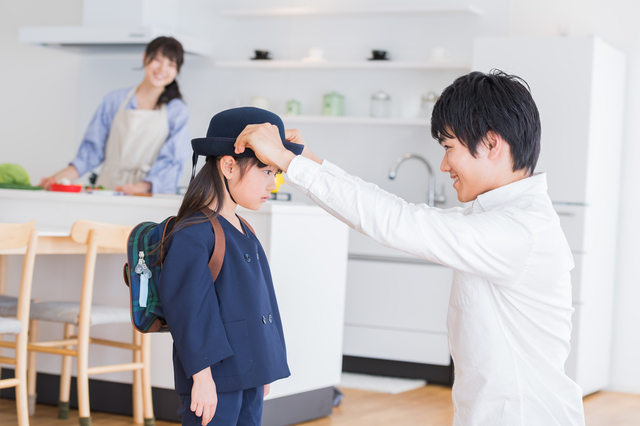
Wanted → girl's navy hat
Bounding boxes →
[190,107,304,180]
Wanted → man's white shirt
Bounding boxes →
[285,156,585,426]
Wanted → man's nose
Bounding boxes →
[440,154,449,173]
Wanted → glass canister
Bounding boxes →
[250,95,269,110]
[370,91,391,117]
[420,92,439,118]
[286,99,301,115]
[322,92,344,116]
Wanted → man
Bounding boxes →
[235,70,585,425]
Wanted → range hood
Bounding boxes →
[19,26,212,56]
[18,0,212,56]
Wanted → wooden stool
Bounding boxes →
[0,221,38,426]
[25,220,154,426]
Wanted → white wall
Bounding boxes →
[0,0,83,182]
[507,0,640,395]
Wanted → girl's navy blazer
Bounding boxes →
[159,212,290,394]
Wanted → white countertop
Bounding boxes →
[0,188,322,216]
[0,188,183,208]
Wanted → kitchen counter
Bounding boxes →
[0,188,349,424]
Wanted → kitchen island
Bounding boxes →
[0,188,349,425]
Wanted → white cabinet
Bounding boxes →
[344,256,452,366]
[343,228,453,369]
[473,36,625,395]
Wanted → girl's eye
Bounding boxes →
[264,170,272,176]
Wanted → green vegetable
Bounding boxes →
[0,163,30,186]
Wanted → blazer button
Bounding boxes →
[268,314,273,323]
[262,316,267,324]
[244,254,251,262]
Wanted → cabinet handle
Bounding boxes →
[348,254,440,266]
[556,211,575,217]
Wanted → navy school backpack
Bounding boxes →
[123,209,255,333]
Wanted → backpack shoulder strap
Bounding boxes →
[237,215,255,236]
[201,209,226,282]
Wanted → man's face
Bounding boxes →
[439,136,494,203]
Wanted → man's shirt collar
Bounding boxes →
[472,172,548,213]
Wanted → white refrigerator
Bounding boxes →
[472,36,626,395]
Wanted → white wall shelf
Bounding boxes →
[218,5,482,18]
[283,115,430,126]
[215,60,470,71]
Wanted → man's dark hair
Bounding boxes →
[431,70,541,175]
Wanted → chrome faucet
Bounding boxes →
[389,153,446,207]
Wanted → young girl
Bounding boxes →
[40,36,190,195]
[158,107,303,425]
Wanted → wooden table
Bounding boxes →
[0,229,124,294]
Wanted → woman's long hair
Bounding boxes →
[157,155,266,263]
[144,36,185,108]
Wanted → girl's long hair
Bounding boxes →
[157,155,266,263]
[144,36,185,108]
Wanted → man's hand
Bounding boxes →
[235,124,297,172]
[286,129,323,165]
[264,384,271,397]
[191,367,217,425]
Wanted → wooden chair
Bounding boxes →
[0,220,38,426]
[25,220,154,426]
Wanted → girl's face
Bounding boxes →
[224,158,278,210]
[143,50,178,88]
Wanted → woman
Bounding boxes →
[40,36,190,195]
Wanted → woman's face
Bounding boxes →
[143,51,178,88]
[226,159,278,210]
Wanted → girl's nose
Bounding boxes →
[267,177,277,191]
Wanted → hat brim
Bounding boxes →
[191,137,304,158]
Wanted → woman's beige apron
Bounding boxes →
[96,88,169,189]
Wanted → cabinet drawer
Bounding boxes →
[345,259,452,333]
[343,325,450,366]
[348,228,421,259]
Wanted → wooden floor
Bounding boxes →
[0,386,639,425]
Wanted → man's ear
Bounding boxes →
[220,156,236,179]
[485,131,503,160]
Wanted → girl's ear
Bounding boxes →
[220,155,236,179]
